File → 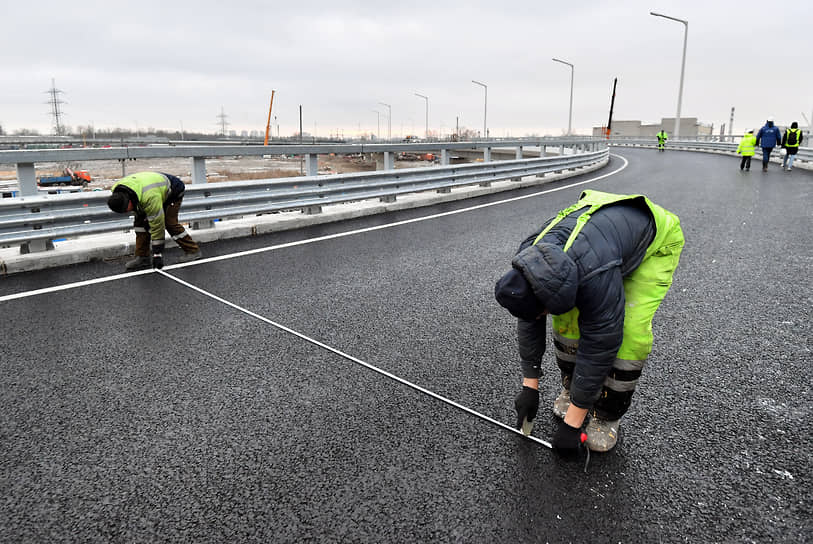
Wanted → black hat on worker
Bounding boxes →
[107,191,131,213]
[495,268,547,321]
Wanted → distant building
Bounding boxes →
[593,117,712,138]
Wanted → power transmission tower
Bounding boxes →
[45,78,67,135]
[216,106,229,136]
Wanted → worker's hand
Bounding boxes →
[514,386,539,431]
[152,253,164,269]
[552,419,587,458]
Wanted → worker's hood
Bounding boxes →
[511,243,579,315]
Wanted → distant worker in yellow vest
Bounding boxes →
[656,130,668,152]
[736,129,757,171]
[781,122,803,172]
[495,190,684,455]
[107,171,201,270]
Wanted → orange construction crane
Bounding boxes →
[264,90,276,145]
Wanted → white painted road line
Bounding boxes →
[0,154,628,303]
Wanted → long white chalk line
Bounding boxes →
[156,269,553,449]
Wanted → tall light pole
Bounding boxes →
[552,58,574,135]
[378,102,392,140]
[471,80,487,139]
[651,11,688,140]
[414,92,429,139]
[371,110,380,140]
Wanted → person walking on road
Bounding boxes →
[107,171,201,270]
[494,190,684,456]
[736,129,757,171]
[656,129,668,152]
[756,117,782,172]
[781,122,803,172]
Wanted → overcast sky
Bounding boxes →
[3,0,811,138]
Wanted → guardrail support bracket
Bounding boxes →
[20,239,54,254]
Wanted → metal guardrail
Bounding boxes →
[0,137,604,197]
[0,146,608,252]
[609,139,813,162]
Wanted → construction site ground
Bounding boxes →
[0,155,436,190]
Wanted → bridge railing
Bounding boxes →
[0,146,608,253]
[0,136,604,197]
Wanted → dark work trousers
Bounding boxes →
[740,156,752,170]
[761,147,774,167]
[133,197,200,256]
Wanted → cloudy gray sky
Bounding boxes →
[3,0,811,138]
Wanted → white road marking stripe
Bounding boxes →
[157,269,553,449]
[0,154,628,303]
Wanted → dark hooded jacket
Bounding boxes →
[756,121,782,148]
[512,201,655,409]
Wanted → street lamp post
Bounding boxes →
[414,92,429,139]
[371,110,380,140]
[378,102,392,141]
[552,58,574,135]
[471,80,487,139]
[650,11,688,140]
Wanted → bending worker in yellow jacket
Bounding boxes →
[107,171,201,270]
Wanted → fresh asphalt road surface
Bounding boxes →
[1,148,810,542]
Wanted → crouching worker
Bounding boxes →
[494,190,684,455]
[107,171,201,270]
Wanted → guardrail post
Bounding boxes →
[16,162,38,197]
[191,157,207,184]
[375,152,395,170]
[483,147,492,162]
[441,149,450,165]
[511,146,524,181]
[560,144,565,156]
[305,154,318,176]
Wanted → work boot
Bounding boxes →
[552,388,571,419]
[762,165,768,172]
[178,250,202,263]
[125,256,150,271]
[585,417,620,452]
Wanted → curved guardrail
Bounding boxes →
[609,139,813,164]
[0,146,608,253]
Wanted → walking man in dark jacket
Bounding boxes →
[756,117,782,172]
[495,190,684,454]
[781,122,803,172]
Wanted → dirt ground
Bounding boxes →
[0,155,436,190]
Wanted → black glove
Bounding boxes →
[552,419,587,458]
[514,386,539,431]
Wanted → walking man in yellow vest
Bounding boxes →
[781,122,803,172]
[107,171,201,270]
[736,129,757,171]
[656,130,668,152]
[495,191,684,455]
